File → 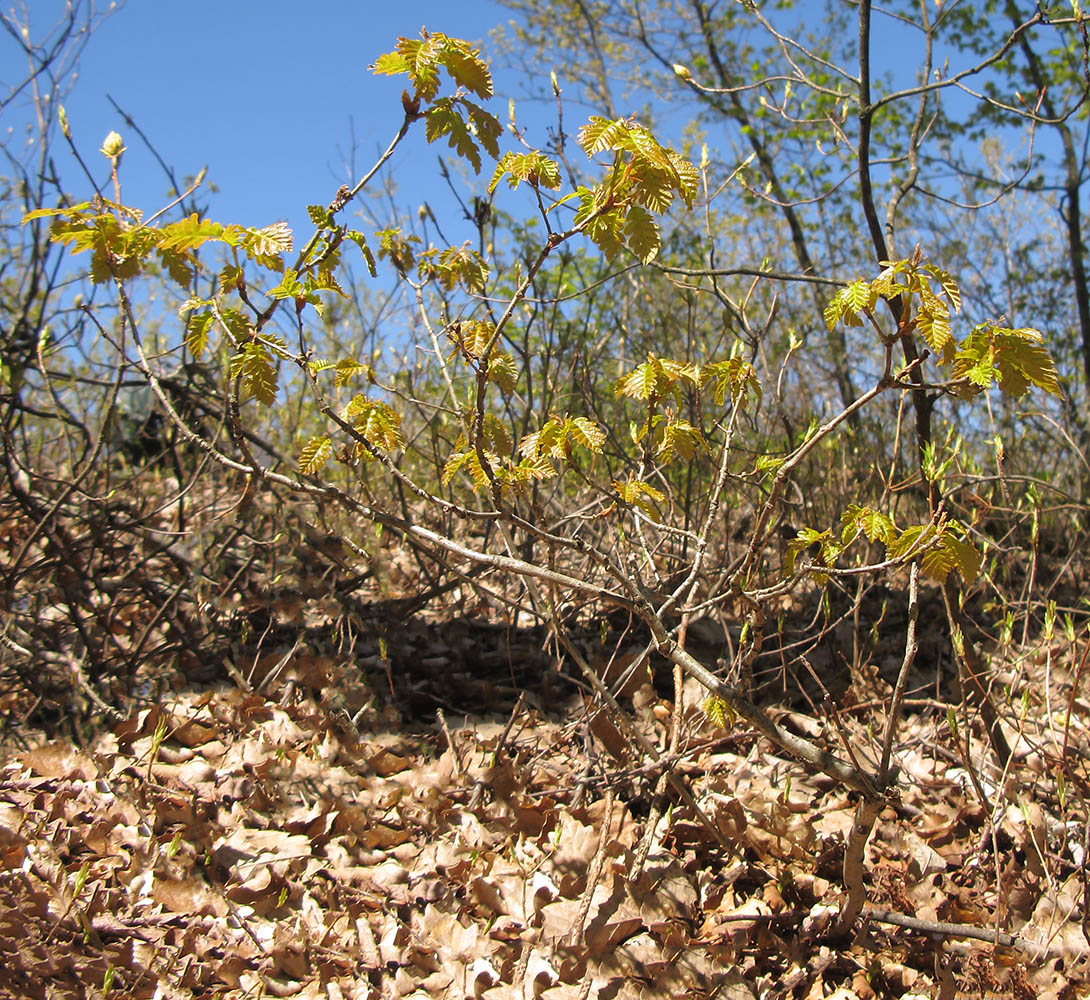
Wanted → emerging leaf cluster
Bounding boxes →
[703,695,736,730]
[296,395,405,475]
[377,231,490,295]
[614,353,759,408]
[612,477,667,517]
[228,336,289,406]
[426,246,490,294]
[567,117,700,263]
[371,31,493,103]
[783,503,981,584]
[578,117,699,213]
[443,413,608,496]
[27,198,385,411]
[443,321,517,392]
[344,396,405,456]
[952,324,1061,400]
[424,97,502,174]
[823,256,961,361]
[519,415,606,468]
[824,255,1061,399]
[442,427,553,497]
[611,352,760,465]
[489,151,562,194]
[24,204,294,289]
[372,32,500,173]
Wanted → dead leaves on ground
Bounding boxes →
[0,678,1088,999]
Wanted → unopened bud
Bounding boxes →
[58,105,70,140]
[100,131,126,159]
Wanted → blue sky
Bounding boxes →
[54,1,524,242]
[13,0,1064,295]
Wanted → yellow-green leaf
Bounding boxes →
[624,204,660,263]
[246,221,293,258]
[333,358,369,387]
[184,311,214,359]
[568,417,605,453]
[230,344,278,406]
[299,435,333,476]
[486,353,518,393]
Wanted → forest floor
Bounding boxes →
[1,601,1088,1000]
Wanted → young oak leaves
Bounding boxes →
[801,255,1062,584]
[372,32,500,173]
[952,323,1062,400]
[489,116,699,264]
[371,32,493,104]
[368,35,715,498]
[612,351,759,479]
[784,504,982,585]
[24,36,1061,595]
[572,116,699,263]
[489,151,563,195]
[24,198,316,407]
[825,253,1061,398]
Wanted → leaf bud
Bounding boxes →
[100,130,126,160]
[58,105,70,140]
[673,64,693,80]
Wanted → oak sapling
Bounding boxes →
[25,28,1062,939]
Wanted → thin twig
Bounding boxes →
[863,907,1027,949]
[880,562,919,781]
[467,693,527,810]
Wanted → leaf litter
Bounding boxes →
[0,632,1088,1000]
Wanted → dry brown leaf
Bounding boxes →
[19,743,97,780]
[151,875,228,917]
[582,877,647,957]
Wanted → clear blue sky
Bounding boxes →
[55,1,522,242]
[14,1,1055,273]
